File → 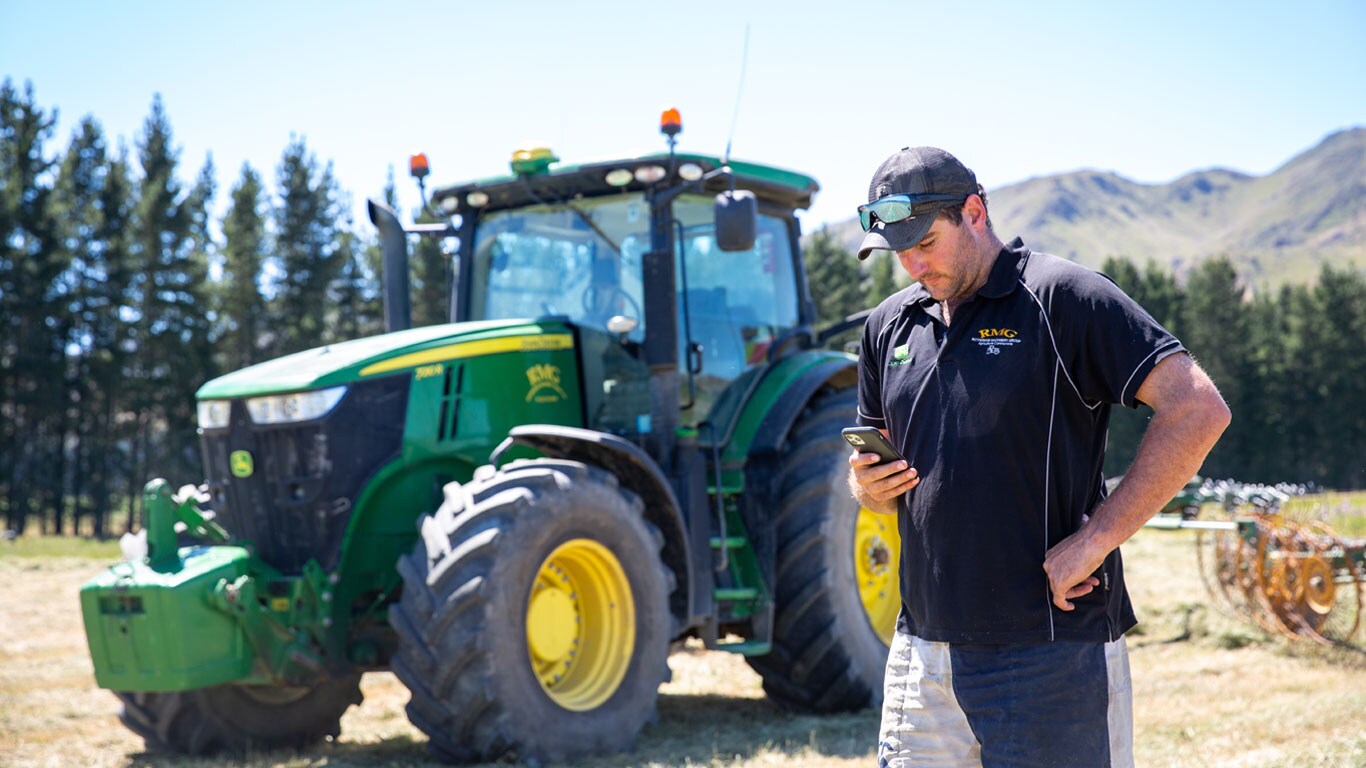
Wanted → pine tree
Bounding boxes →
[124,95,214,527]
[802,226,866,328]
[410,215,449,327]
[1181,257,1251,478]
[52,116,114,533]
[359,169,399,332]
[0,79,63,534]
[1099,257,1140,291]
[1305,266,1366,488]
[219,163,268,370]
[1241,290,1286,482]
[1275,283,1322,483]
[329,227,384,341]
[865,252,900,310]
[270,136,342,355]
[1139,259,1184,340]
[86,144,136,537]
[164,156,218,480]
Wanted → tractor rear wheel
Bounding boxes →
[746,386,897,712]
[114,675,362,755]
[390,459,673,764]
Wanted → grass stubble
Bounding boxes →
[2,515,1364,768]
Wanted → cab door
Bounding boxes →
[671,195,801,427]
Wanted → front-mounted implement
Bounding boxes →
[80,109,897,763]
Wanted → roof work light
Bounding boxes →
[510,146,558,176]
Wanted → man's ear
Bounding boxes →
[963,194,988,231]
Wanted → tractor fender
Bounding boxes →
[489,424,693,631]
[748,355,857,456]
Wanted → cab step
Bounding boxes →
[713,587,759,602]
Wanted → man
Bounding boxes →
[847,147,1230,768]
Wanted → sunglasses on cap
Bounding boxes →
[857,193,969,232]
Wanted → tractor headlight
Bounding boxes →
[245,386,347,425]
[196,400,232,430]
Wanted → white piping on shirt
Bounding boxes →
[1120,340,1184,404]
[1045,359,1059,641]
[1019,280,1100,412]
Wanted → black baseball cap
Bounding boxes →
[857,147,979,260]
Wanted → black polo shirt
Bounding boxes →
[858,238,1184,644]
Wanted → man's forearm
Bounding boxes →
[1044,354,1229,609]
[1089,389,1230,550]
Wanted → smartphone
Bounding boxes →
[841,427,905,466]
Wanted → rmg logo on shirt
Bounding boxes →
[974,328,1022,356]
[977,328,1019,339]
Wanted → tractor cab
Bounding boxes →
[370,111,821,459]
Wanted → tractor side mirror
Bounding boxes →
[714,190,757,252]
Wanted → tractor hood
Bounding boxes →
[197,319,572,399]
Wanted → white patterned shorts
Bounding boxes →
[877,631,1133,768]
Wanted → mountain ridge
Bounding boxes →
[818,127,1365,286]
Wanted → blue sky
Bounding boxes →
[2,1,1363,232]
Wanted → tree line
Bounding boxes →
[0,81,449,536]
[1,79,1361,537]
[802,227,1365,491]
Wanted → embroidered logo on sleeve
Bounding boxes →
[973,327,1021,356]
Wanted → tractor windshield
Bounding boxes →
[468,192,798,344]
[468,190,800,420]
[469,193,650,337]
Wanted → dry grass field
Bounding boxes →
[2,524,1364,768]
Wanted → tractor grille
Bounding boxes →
[199,375,409,574]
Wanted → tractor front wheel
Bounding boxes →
[114,675,362,755]
[390,459,673,764]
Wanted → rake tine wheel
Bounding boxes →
[1197,526,1253,618]
[1248,517,1309,639]
[1298,520,1362,647]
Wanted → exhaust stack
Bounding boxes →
[367,199,412,333]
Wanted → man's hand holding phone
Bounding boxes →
[843,427,919,514]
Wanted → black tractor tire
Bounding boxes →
[114,675,363,755]
[390,459,673,764]
[745,386,892,712]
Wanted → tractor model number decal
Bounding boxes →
[229,450,254,478]
[520,336,571,352]
[525,364,568,403]
[415,363,444,381]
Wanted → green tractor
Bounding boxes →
[79,112,899,763]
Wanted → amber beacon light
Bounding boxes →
[660,108,682,138]
[408,153,430,180]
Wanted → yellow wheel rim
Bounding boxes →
[855,506,901,646]
[526,538,635,711]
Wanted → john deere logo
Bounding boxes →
[230,450,254,478]
[525,364,568,403]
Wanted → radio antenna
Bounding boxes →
[723,24,750,166]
